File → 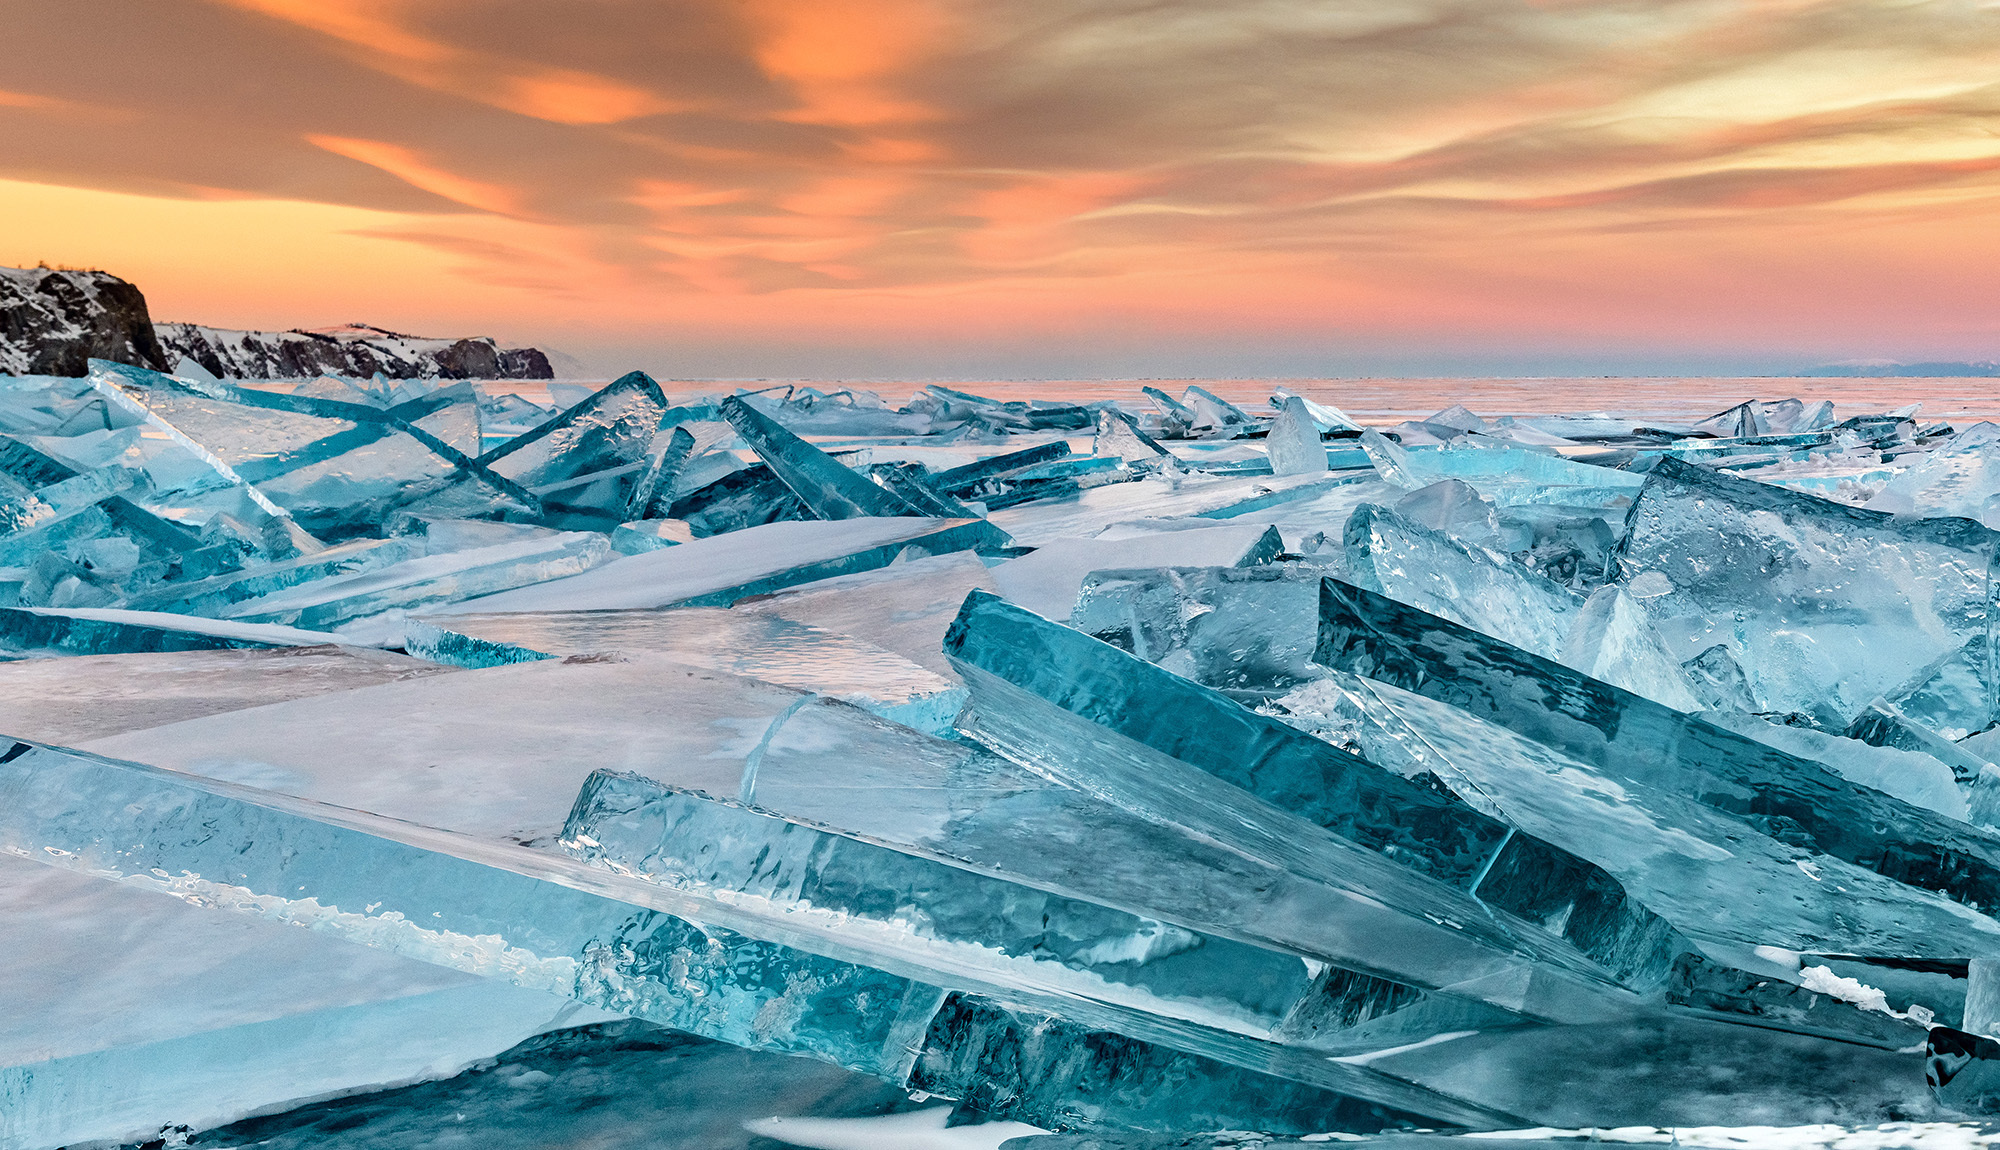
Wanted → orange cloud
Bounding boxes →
[307,135,526,216]
[8,0,2000,372]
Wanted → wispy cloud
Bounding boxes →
[8,0,2000,363]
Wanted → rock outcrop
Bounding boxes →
[0,266,168,376]
[158,322,553,381]
[0,263,555,380]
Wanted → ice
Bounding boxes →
[0,643,451,743]
[944,591,1683,998]
[736,549,1000,677]
[0,604,345,654]
[1094,408,1176,463]
[1268,671,2000,967]
[218,530,612,631]
[722,396,924,519]
[1314,577,2000,917]
[1624,457,1999,725]
[0,851,619,1149]
[0,737,1505,1133]
[1266,397,1330,476]
[23,374,2000,1138]
[406,607,967,732]
[990,522,1282,621]
[432,517,1007,613]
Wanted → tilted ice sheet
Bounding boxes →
[736,549,1000,678]
[1268,673,2000,961]
[0,851,615,1149]
[1625,458,2000,726]
[435,517,1006,614]
[405,607,966,734]
[1313,578,2000,922]
[0,644,452,744]
[0,741,1501,1133]
[990,522,1281,621]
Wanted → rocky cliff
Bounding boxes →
[158,322,553,381]
[0,263,554,380]
[0,266,168,376]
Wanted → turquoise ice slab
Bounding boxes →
[0,605,343,656]
[990,522,1281,622]
[1360,432,1646,501]
[71,656,1559,1036]
[737,549,999,678]
[218,531,612,630]
[0,850,613,1150]
[1072,565,1328,698]
[945,590,1683,994]
[1345,502,1583,658]
[404,607,967,733]
[1312,577,2000,917]
[563,772,1506,1057]
[0,434,207,568]
[430,517,1009,614]
[931,441,1074,494]
[0,741,1497,1133]
[721,396,923,519]
[477,371,675,490]
[989,472,1360,547]
[1276,671,2000,968]
[121,535,427,616]
[87,362,525,538]
[622,424,696,521]
[1624,456,2000,724]
[0,644,455,745]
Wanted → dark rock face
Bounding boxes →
[157,322,556,381]
[0,263,555,380]
[0,266,168,376]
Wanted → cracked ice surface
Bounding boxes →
[15,370,2000,1146]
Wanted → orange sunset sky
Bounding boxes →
[8,0,2000,377]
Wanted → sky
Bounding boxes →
[7,0,2000,378]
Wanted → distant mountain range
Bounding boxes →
[1799,359,2000,377]
[0,265,552,380]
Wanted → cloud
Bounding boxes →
[8,0,2000,362]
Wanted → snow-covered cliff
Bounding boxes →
[157,322,553,381]
[0,266,167,376]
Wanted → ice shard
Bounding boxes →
[620,424,696,523]
[0,605,341,656]
[1264,397,1329,476]
[928,441,1074,496]
[219,531,613,631]
[1094,409,1176,464]
[88,362,532,539]
[1360,430,1646,505]
[1268,670,2000,969]
[736,549,1000,677]
[1344,502,1584,659]
[990,522,1282,621]
[406,607,967,732]
[944,590,1685,995]
[1625,456,2000,723]
[991,471,1356,547]
[0,851,616,1150]
[565,770,1450,1054]
[1313,577,2000,915]
[479,371,676,492]
[721,396,924,519]
[120,535,428,616]
[432,516,1008,613]
[0,643,453,744]
[0,738,1504,1133]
